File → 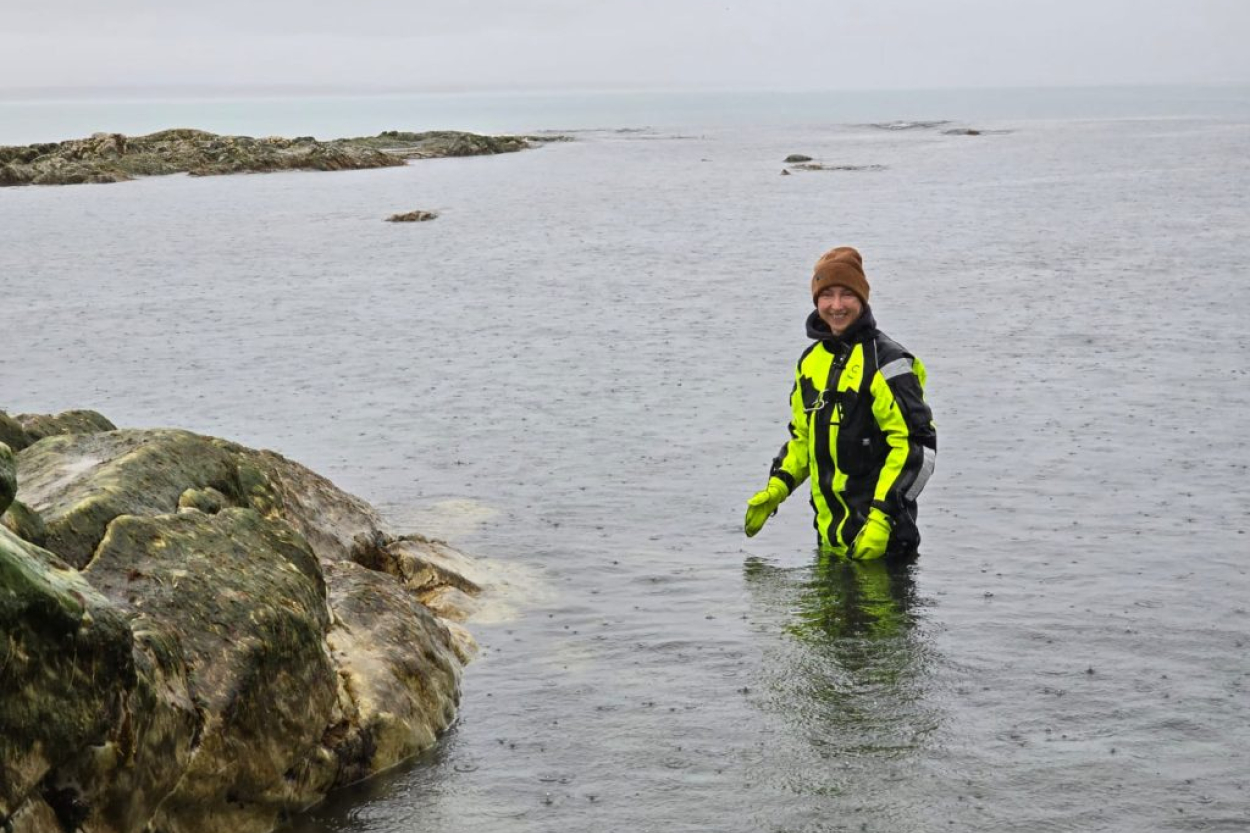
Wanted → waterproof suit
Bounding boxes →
[769,306,937,554]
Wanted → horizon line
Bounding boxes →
[3,80,1247,103]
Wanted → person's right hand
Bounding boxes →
[744,478,789,537]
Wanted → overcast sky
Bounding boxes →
[2,0,1248,93]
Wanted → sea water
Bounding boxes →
[2,86,1249,832]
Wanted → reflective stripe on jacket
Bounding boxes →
[770,308,937,552]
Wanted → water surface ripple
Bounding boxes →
[3,101,1248,832]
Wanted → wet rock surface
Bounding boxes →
[0,129,564,187]
[0,409,482,833]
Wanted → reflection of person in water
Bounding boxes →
[747,551,920,643]
[742,552,941,792]
[797,552,918,641]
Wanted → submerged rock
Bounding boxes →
[0,128,567,187]
[866,120,951,131]
[790,162,887,172]
[0,412,483,833]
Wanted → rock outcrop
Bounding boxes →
[0,410,482,833]
[386,210,438,223]
[0,129,566,187]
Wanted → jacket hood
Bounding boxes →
[805,304,878,344]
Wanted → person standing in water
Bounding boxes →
[744,246,937,559]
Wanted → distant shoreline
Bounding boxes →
[0,128,568,187]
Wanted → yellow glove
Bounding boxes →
[744,477,790,537]
[850,508,892,560]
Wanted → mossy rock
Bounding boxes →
[15,429,240,568]
[83,508,339,833]
[15,409,116,442]
[0,527,136,821]
[1,441,14,514]
[177,486,229,515]
[2,498,47,546]
[1,411,32,451]
[3,422,480,833]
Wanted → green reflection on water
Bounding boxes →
[790,554,919,643]
[743,552,939,761]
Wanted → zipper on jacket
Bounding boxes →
[814,343,853,549]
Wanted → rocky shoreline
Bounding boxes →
[0,128,565,186]
[1,409,485,833]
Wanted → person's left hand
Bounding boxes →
[850,508,891,560]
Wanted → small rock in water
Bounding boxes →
[784,153,812,162]
[387,210,438,222]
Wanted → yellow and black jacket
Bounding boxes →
[770,307,936,553]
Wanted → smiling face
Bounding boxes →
[815,285,864,336]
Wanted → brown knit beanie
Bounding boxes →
[811,246,869,305]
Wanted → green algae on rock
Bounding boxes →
[0,408,117,455]
[0,526,137,831]
[1,498,47,547]
[1,412,32,451]
[0,128,565,187]
[84,508,341,833]
[1,442,14,514]
[0,411,483,833]
[12,409,117,443]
